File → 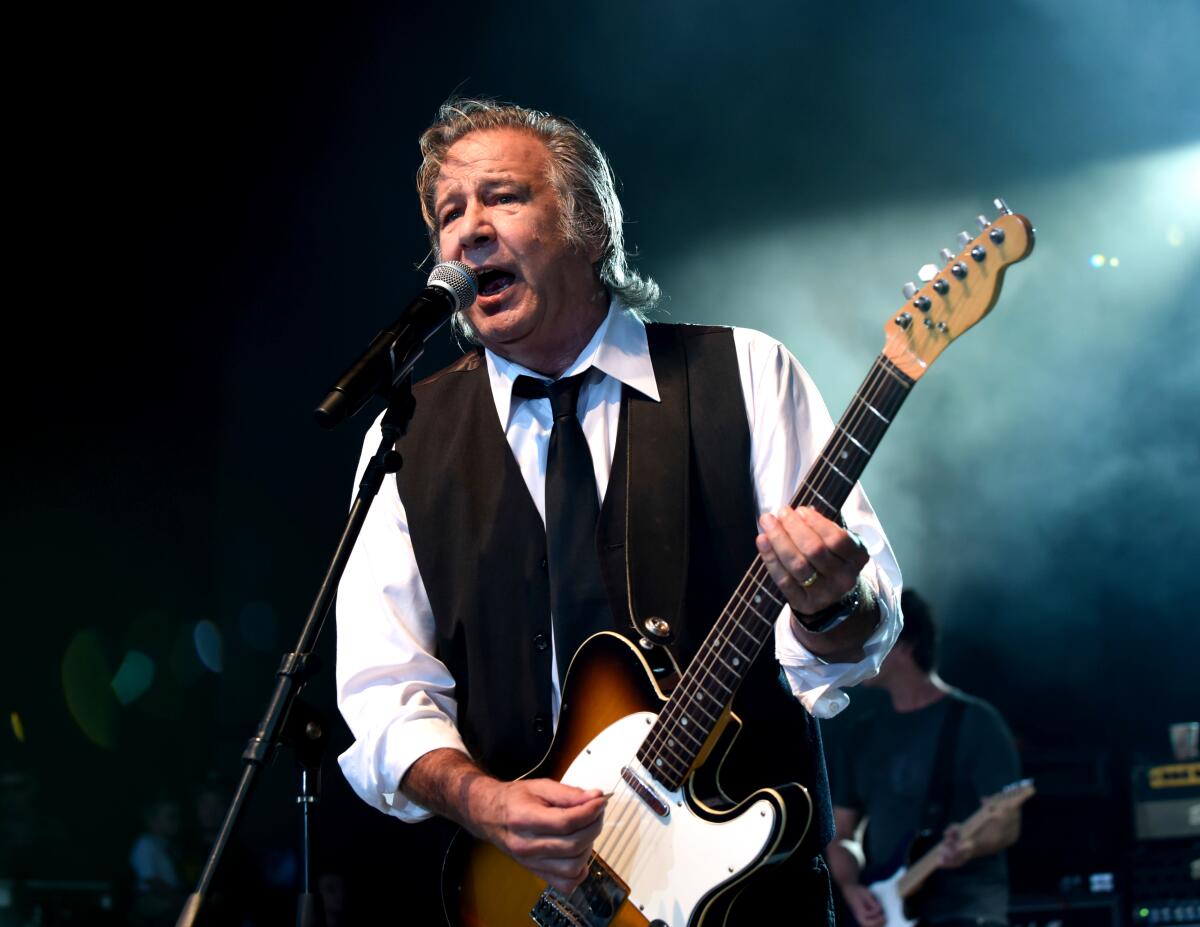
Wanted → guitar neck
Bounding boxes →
[897,797,1008,898]
[636,355,915,789]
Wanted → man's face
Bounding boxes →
[433,128,605,372]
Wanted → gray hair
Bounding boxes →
[416,98,660,341]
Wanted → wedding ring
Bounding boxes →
[800,571,820,589]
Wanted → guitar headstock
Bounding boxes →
[883,200,1034,381]
[989,777,1037,811]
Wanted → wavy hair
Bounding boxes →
[416,98,660,340]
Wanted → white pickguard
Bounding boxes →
[560,711,779,927]
[866,867,914,927]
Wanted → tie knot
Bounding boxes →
[515,373,588,421]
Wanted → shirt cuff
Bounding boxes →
[337,715,470,823]
[773,569,902,718]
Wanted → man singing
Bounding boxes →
[335,98,902,923]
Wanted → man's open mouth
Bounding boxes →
[476,269,516,297]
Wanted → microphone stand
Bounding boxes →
[177,371,420,927]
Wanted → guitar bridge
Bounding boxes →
[530,857,628,927]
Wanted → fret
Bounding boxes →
[722,637,753,662]
[723,616,763,645]
[729,596,772,628]
[753,582,786,609]
[644,749,688,779]
[804,484,838,516]
[837,427,871,456]
[701,673,733,695]
[859,398,890,424]
[670,719,704,748]
[680,692,719,723]
[819,456,855,486]
[876,357,914,389]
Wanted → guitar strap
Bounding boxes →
[619,323,692,645]
[918,694,966,837]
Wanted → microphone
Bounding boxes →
[313,261,478,429]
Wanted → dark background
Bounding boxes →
[6,2,1199,924]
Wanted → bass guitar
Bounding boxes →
[443,201,1035,927]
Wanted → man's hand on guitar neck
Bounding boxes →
[937,823,975,869]
[937,792,1022,869]
[402,748,607,895]
[756,505,880,662]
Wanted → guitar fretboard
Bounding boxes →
[636,354,914,790]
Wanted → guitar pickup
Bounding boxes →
[621,765,670,818]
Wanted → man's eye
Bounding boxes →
[495,193,516,205]
[440,209,461,227]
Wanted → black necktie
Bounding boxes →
[514,373,611,683]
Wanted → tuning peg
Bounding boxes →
[994,196,1012,215]
[956,230,972,248]
[976,214,991,230]
[903,281,919,300]
[939,247,955,263]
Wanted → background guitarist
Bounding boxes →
[334,97,904,923]
[827,589,1022,927]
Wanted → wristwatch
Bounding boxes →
[795,583,861,634]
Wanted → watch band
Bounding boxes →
[795,583,861,634]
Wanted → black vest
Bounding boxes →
[394,323,834,849]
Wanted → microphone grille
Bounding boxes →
[428,261,478,311]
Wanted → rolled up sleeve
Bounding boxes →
[335,417,470,822]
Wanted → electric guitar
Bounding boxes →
[442,202,1036,927]
[862,778,1036,927]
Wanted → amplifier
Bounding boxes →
[1134,763,1200,840]
[1131,899,1200,926]
[1009,895,1121,927]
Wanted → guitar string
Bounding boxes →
[589,356,908,869]
[634,355,907,779]
[631,358,900,783]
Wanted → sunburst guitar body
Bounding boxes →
[442,631,812,927]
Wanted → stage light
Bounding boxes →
[62,629,118,749]
[194,620,224,673]
[238,599,279,651]
[1089,254,1106,268]
[111,650,156,705]
[10,712,24,743]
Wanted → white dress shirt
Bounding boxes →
[335,302,903,821]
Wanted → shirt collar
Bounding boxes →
[485,299,661,426]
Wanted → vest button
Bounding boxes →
[533,714,549,734]
[533,632,549,652]
[539,556,548,571]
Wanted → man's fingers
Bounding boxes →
[526,778,606,807]
[757,510,860,612]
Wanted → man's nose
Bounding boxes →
[457,201,495,252]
